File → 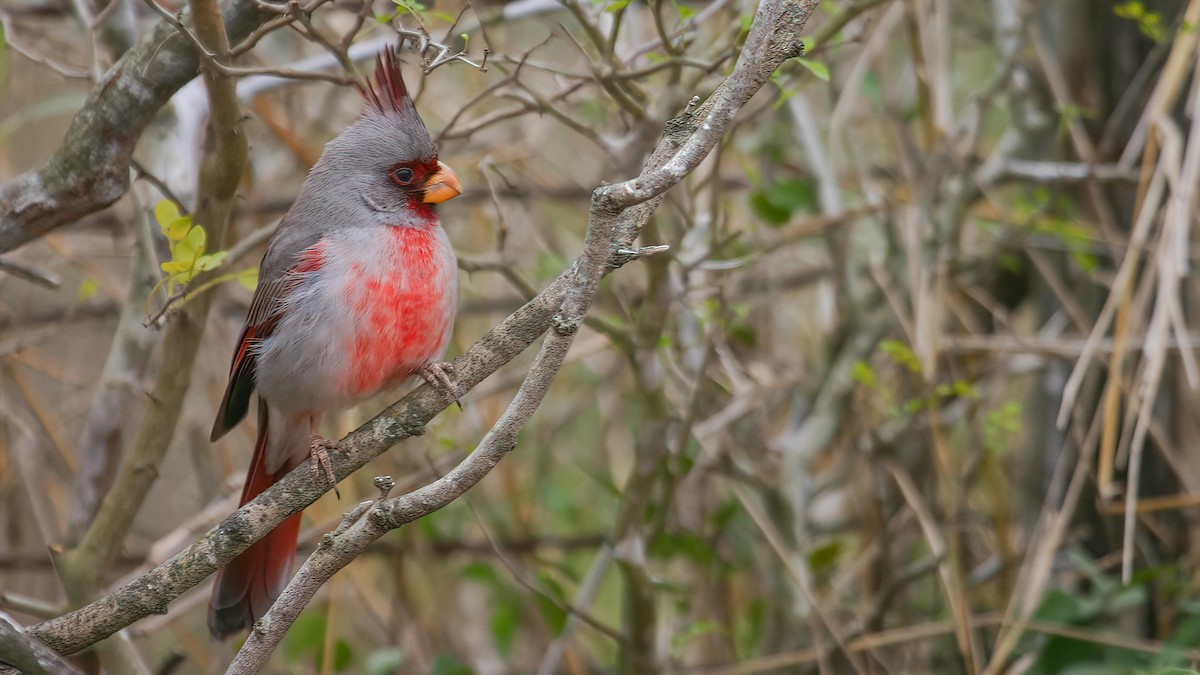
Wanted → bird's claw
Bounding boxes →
[310,435,341,499]
[419,361,463,410]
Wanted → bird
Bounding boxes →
[207,45,462,639]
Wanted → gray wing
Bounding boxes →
[210,216,325,441]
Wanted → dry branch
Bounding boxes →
[21,0,816,658]
[0,612,82,675]
[0,0,271,253]
[44,2,248,672]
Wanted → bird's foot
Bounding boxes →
[419,361,463,410]
[309,435,341,499]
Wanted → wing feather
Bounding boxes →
[210,223,325,441]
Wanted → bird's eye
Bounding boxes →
[393,167,415,185]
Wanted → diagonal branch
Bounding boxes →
[47,4,248,674]
[23,0,817,657]
[0,612,82,675]
[232,6,812,665]
[0,0,272,254]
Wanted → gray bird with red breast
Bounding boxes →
[208,45,462,639]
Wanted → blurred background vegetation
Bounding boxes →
[4,0,1200,673]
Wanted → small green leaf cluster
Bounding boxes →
[1020,188,1099,272]
[390,0,426,18]
[1114,2,1169,43]
[983,401,1022,456]
[154,200,228,291]
[281,612,354,672]
[1027,554,1200,674]
[978,188,1098,272]
[378,1,457,29]
[749,178,817,226]
[460,560,569,656]
[853,339,980,418]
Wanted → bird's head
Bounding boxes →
[309,45,461,226]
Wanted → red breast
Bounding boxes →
[342,224,455,397]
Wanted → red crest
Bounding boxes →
[358,46,417,116]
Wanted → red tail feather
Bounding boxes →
[208,402,303,639]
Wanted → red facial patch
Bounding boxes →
[388,158,442,220]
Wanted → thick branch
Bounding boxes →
[28,271,574,654]
[228,242,608,670]
[0,613,82,675]
[0,0,271,253]
[49,0,249,651]
[25,0,817,656]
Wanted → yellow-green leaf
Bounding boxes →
[161,260,188,274]
[237,266,260,291]
[154,200,180,228]
[187,226,206,254]
[173,238,195,264]
[166,218,191,242]
[194,251,227,272]
[77,278,98,301]
[797,57,830,82]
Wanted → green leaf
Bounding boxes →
[1107,584,1147,613]
[490,597,520,654]
[808,539,843,572]
[606,0,630,11]
[796,57,830,81]
[765,179,818,213]
[1034,589,1083,624]
[165,217,191,242]
[672,620,725,650]
[77,278,98,301]
[535,593,568,633]
[172,238,195,266]
[749,191,791,226]
[880,339,922,374]
[155,198,192,245]
[237,266,260,291]
[460,561,503,586]
[391,0,427,17]
[984,401,1022,455]
[194,251,227,272]
[651,531,717,565]
[322,639,353,672]
[429,652,473,675]
[533,571,569,632]
[282,612,325,662]
[1034,636,1104,674]
[750,179,819,226]
[160,261,189,274]
[154,200,181,229]
[852,360,877,389]
[952,380,979,399]
[186,225,206,255]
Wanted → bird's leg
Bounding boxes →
[419,361,463,410]
[309,435,341,499]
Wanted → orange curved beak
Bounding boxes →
[422,161,462,204]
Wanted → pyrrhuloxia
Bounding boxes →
[207,46,461,639]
